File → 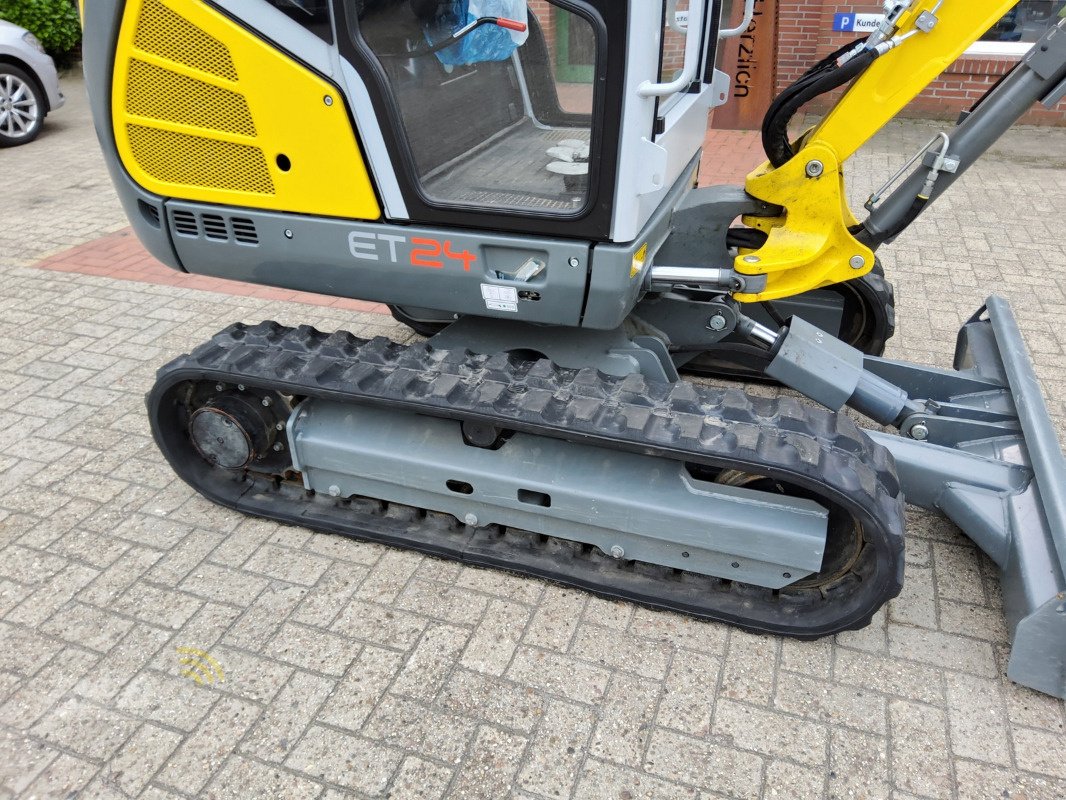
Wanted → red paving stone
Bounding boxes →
[33,128,765,301]
[699,127,767,186]
[34,228,390,315]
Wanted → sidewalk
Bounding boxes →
[0,71,1064,800]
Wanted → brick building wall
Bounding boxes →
[774,1,1066,125]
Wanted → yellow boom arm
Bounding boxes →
[734,0,1019,303]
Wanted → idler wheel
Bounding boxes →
[188,390,287,470]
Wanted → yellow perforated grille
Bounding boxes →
[126,58,255,136]
[126,125,275,194]
[133,0,238,81]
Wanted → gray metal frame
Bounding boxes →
[289,401,830,589]
[755,296,1066,698]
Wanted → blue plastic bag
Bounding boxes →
[429,0,530,66]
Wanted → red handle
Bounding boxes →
[495,17,528,32]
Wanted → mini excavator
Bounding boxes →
[81,0,1066,697]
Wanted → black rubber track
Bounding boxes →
[148,322,906,638]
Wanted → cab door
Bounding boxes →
[612,0,730,242]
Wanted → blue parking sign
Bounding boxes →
[834,12,855,31]
[833,12,885,33]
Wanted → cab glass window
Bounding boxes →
[352,1,599,215]
[264,0,334,43]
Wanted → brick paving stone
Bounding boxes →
[764,759,826,799]
[30,696,138,761]
[832,647,945,706]
[0,623,62,676]
[363,694,475,763]
[588,671,661,768]
[20,752,97,799]
[241,669,333,763]
[774,670,888,735]
[570,623,673,680]
[223,583,307,652]
[242,542,332,586]
[645,728,764,800]
[458,598,530,677]
[944,673,1012,766]
[5,563,98,628]
[396,578,491,627]
[0,731,59,795]
[267,621,358,677]
[718,630,779,705]
[714,698,829,767]
[656,648,720,736]
[954,758,1066,800]
[289,561,369,629]
[446,725,527,800]
[2,71,1065,800]
[515,698,596,798]
[1011,725,1066,780]
[391,623,471,702]
[73,622,172,702]
[889,700,954,799]
[828,728,890,800]
[437,668,547,734]
[114,670,219,732]
[203,754,323,800]
[507,646,612,706]
[779,637,833,680]
[521,585,586,652]
[629,606,730,655]
[284,724,403,795]
[888,564,938,629]
[387,756,455,800]
[318,645,405,733]
[0,647,99,730]
[96,722,183,797]
[331,597,428,652]
[155,695,261,794]
[573,757,700,800]
[890,620,999,676]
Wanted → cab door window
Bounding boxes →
[351,0,599,215]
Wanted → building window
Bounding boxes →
[967,0,1065,56]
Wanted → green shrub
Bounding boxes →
[0,0,82,57]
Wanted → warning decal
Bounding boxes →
[481,284,519,313]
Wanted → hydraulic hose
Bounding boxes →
[762,39,875,168]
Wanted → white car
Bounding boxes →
[0,18,65,146]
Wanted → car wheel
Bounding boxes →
[0,66,45,147]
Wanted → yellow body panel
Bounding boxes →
[112,0,380,220]
[737,0,1017,302]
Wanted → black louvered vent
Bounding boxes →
[231,217,259,245]
[172,210,199,237]
[202,213,228,240]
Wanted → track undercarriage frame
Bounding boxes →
[150,287,1066,699]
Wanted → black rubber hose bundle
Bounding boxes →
[761,38,876,168]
